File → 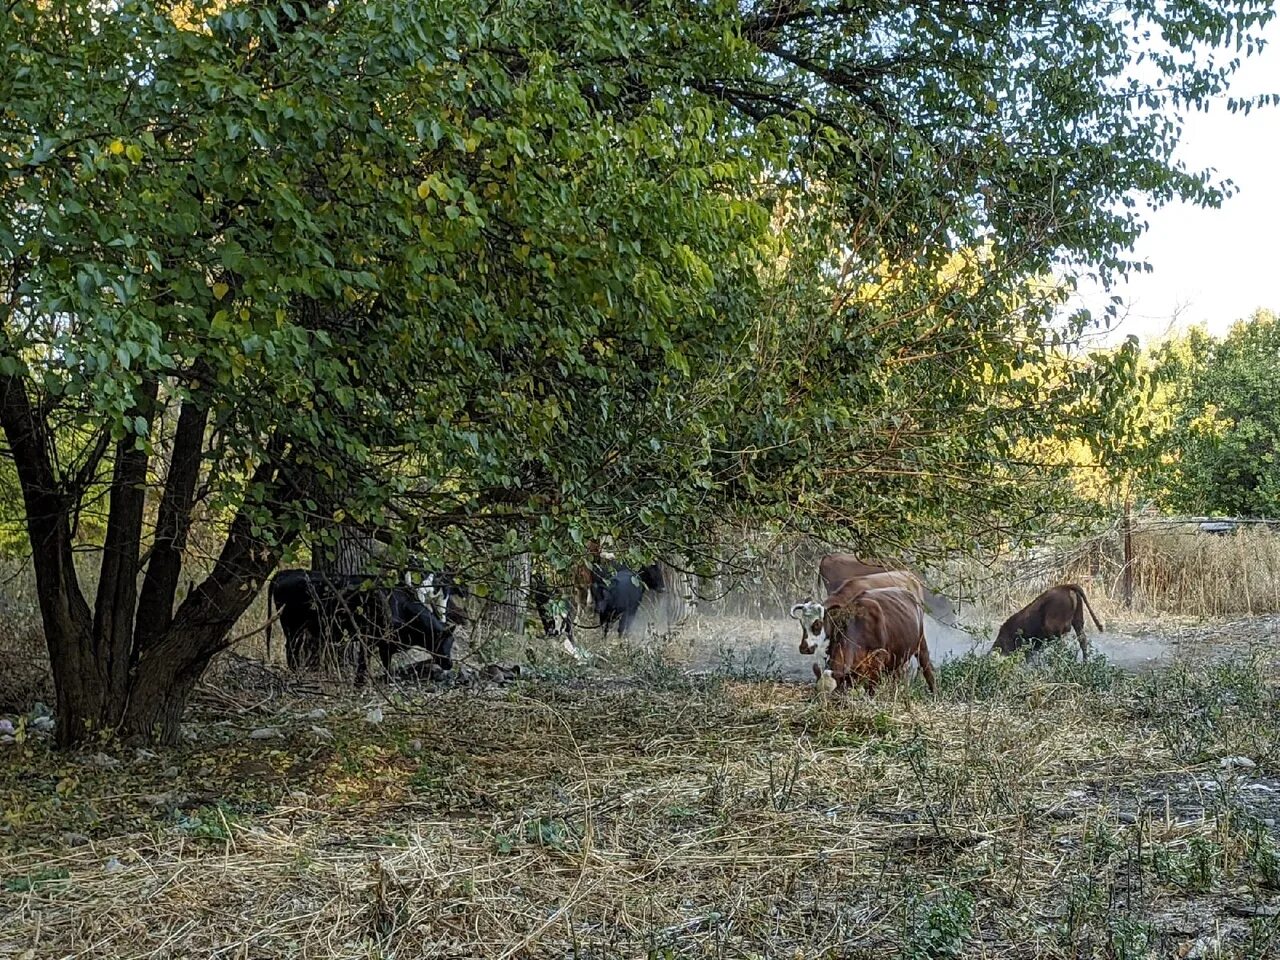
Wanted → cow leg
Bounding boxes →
[1074,626,1090,660]
[917,641,937,695]
[1072,604,1089,659]
[289,626,320,671]
[284,627,301,670]
[619,608,637,636]
[353,643,369,688]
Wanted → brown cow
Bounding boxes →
[807,584,936,694]
[790,570,924,654]
[819,554,900,593]
[994,584,1104,659]
[819,553,957,625]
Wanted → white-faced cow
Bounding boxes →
[791,569,924,655]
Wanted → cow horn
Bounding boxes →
[788,603,806,620]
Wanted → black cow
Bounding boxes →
[267,570,376,671]
[267,569,454,683]
[589,561,665,638]
[381,588,456,674]
[403,570,469,627]
[530,574,575,642]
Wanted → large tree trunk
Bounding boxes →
[490,553,530,634]
[311,521,381,679]
[1,375,101,745]
[313,525,376,576]
[116,458,294,744]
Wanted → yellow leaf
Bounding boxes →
[212,282,230,300]
[417,180,432,199]
[109,139,125,155]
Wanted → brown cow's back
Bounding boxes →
[819,554,897,594]
[819,553,956,625]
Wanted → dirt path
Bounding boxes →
[659,611,1280,681]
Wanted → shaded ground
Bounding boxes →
[4,621,1280,958]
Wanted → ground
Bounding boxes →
[3,614,1280,959]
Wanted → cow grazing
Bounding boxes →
[809,584,936,694]
[530,574,575,643]
[994,584,1103,659]
[380,588,456,674]
[589,561,665,638]
[404,570,469,627]
[267,569,454,684]
[791,569,925,655]
[819,553,957,625]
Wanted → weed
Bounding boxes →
[765,746,803,812]
[3,866,69,893]
[936,650,1026,701]
[1063,874,1104,948]
[1107,916,1157,960]
[175,801,243,842]
[902,887,975,960]
[712,641,782,682]
[1152,836,1221,892]
[1038,640,1126,693]
[524,815,579,852]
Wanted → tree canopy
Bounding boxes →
[1,0,1274,743]
[1145,311,1280,518]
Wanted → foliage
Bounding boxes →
[0,0,1275,742]
[1147,311,1280,517]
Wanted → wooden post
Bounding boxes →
[1122,499,1134,609]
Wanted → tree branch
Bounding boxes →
[92,377,159,695]
[134,392,210,650]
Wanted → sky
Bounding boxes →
[1071,25,1280,347]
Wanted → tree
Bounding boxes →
[1149,311,1280,517]
[1,0,1273,745]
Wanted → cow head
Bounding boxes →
[789,599,826,654]
[993,623,1022,655]
[824,629,892,690]
[407,572,446,620]
[639,562,666,593]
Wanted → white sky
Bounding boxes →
[1072,24,1280,347]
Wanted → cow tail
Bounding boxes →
[1069,584,1104,631]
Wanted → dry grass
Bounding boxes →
[928,526,1280,627]
[2,532,1280,957]
[4,638,1280,959]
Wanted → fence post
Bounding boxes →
[1122,499,1134,609]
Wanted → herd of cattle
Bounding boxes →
[265,557,666,684]
[264,549,1104,692]
[790,553,1105,692]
